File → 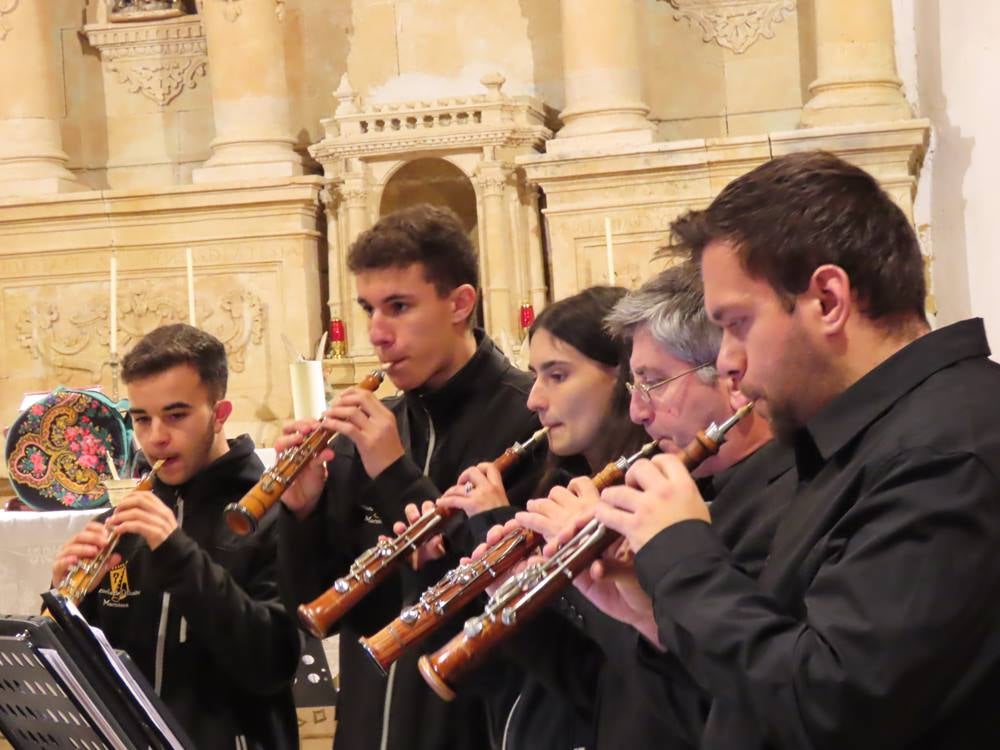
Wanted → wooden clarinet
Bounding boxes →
[223,369,385,536]
[360,433,676,675]
[297,426,550,639]
[418,403,754,700]
[48,459,165,610]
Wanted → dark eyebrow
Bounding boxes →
[128,402,191,416]
[357,293,416,307]
[537,359,570,373]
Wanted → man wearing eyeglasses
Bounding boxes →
[502,262,791,748]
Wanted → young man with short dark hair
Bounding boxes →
[276,204,542,750]
[598,151,1000,749]
[52,323,301,749]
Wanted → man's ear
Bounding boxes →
[806,264,851,335]
[450,284,478,326]
[213,399,233,431]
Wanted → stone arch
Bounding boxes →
[378,157,483,323]
[378,157,478,235]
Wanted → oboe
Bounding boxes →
[223,369,385,535]
[297,426,550,639]
[418,403,753,700]
[49,458,165,608]
[360,431,680,674]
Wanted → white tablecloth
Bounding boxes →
[0,508,103,617]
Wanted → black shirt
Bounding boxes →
[635,318,1000,750]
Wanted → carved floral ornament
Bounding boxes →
[0,0,18,41]
[16,282,266,382]
[84,16,208,106]
[662,0,796,54]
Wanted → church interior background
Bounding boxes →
[1,0,975,745]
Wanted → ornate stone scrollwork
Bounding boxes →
[16,282,266,383]
[341,185,369,208]
[84,15,208,106]
[0,0,18,41]
[665,0,795,54]
[474,173,510,197]
[115,57,206,106]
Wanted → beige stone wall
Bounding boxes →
[55,1,817,188]
[0,0,929,429]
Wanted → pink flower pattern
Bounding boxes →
[7,391,127,510]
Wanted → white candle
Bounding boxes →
[604,217,616,285]
[109,251,118,357]
[185,247,196,326]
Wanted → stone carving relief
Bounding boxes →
[115,56,206,106]
[0,0,18,41]
[665,0,795,54]
[15,282,265,383]
[84,15,208,106]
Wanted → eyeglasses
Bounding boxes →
[625,362,713,406]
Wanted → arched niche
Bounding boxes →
[378,157,481,322]
[379,158,478,236]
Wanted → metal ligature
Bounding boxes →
[297,426,550,639]
[360,423,698,673]
[418,403,754,700]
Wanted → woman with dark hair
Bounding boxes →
[395,286,647,750]
[440,286,644,517]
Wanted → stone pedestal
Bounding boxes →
[548,0,655,155]
[800,0,912,127]
[0,2,85,196]
[192,0,304,183]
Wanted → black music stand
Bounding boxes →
[0,593,193,750]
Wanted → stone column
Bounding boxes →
[476,164,517,339]
[0,2,84,195]
[340,175,371,357]
[800,0,911,127]
[549,0,654,155]
[192,0,304,183]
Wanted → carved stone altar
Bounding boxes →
[0,178,325,446]
[310,73,552,384]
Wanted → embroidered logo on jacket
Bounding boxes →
[359,504,382,525]
[99,562,140,608]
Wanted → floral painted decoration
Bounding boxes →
[5,390,130,510]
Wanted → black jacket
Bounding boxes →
[279,331,543,750]
[493,440,795,750]
[636,319,1000,749]
[81,435,301,750]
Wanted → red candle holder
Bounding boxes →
[328,318,347,358]
[519,301,535,331]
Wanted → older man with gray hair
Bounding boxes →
[509,262,792,748]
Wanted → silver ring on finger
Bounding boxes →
[463,481,474,495]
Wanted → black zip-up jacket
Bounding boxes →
[80,435,301,750]
[487,440,795,750]
[279,331,543,750]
